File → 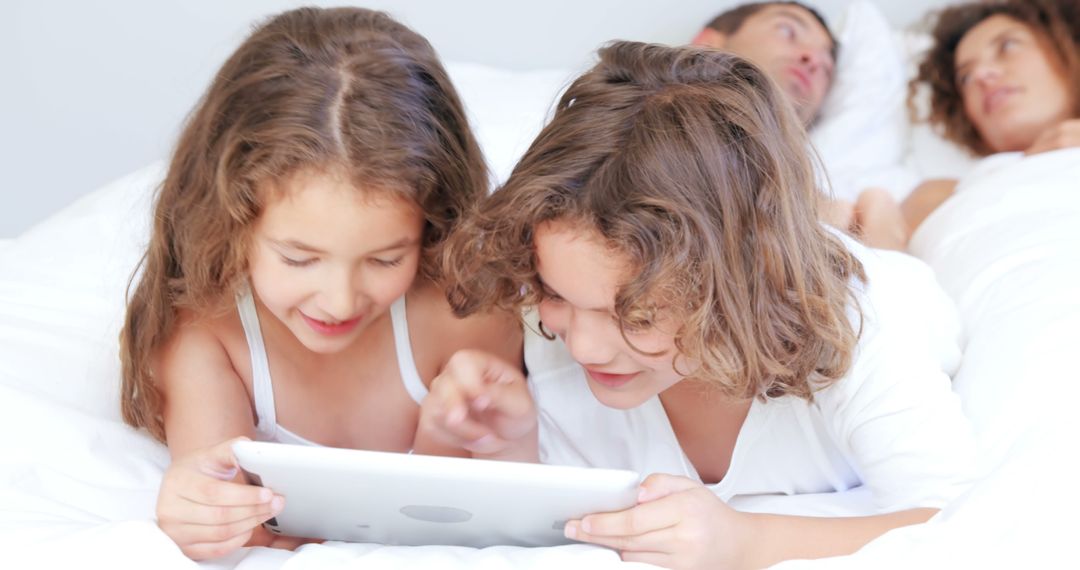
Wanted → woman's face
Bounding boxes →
[955,15,1072,153]
[534,221,690,410]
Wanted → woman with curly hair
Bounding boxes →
[852,0,1079,250]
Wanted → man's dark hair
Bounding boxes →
[706,1,837,61]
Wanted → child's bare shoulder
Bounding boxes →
[153,306,258,445]
[408,279,523,364]
[155,306,249,389]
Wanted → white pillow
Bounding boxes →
[811,1,916,201]
[445,62,579,185]
[0,163,162,420]
[900,31,979,181]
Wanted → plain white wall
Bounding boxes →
[1,0,950,237]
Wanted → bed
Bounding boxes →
[2,2,1076,568]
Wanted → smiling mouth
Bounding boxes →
[585,369,639,389]
[301,313,362,336]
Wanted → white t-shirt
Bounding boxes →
[525,234,978,516]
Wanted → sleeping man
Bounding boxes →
[689,1,867,227]
[690,1,837,126]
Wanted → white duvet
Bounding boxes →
[775,148,1080,568]
[911,148,1080,468]
[2,148,1078,568]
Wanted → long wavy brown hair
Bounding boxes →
[120,7,487,441]
[912,0,1080,155]
[444,41,865,401]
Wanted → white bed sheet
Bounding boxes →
[772,148,1080,569]
[910,148,1080,469]
[0,374,650,569]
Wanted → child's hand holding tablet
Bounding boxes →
[233,440,640,547]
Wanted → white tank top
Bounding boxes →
[236,290,428,446]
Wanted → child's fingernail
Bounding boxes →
[638,486,649,502]
[581,518,591,533]
[564,521,577,539]
[271,496,285,512]
[259,488,273,502]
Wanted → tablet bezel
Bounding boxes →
[233,440,642,547]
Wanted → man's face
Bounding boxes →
[694,4,835,124]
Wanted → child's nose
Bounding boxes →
[321,271,360,320]
[563,312,615,367]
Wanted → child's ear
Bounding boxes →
[690,28,727,49]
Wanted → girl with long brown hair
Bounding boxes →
[118,7,521,560]
[419,41,976,568]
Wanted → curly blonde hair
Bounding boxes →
[444,41,864,401]
[120,7,487,441]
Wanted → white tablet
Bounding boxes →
[233,440,641,547]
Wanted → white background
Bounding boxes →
[1,0,953,237]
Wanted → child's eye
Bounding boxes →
[618,316,653,334]
[281,255,316,267]
[616,307,658,334]
[370,257,404,268]
[1000,37,1018,54]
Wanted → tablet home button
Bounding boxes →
[400,505,473,523]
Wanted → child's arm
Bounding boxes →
[419,349,538,463]
[154,319,284,560]
[565,473,935,569]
